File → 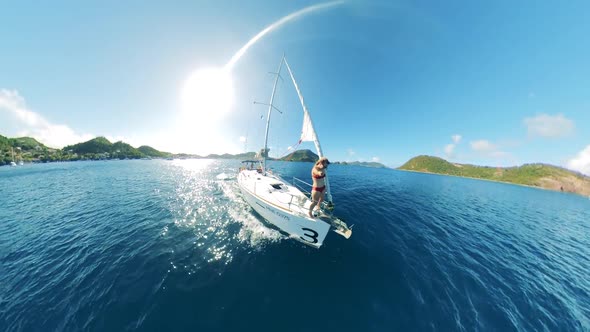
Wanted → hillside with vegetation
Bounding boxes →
[62,137,169,160]
[279,149,319,162]
[1,135,174,165]
[3,133,387,167]
[1,134,61,165]
[277,149,388,168]
[137,145,172,158]
[399,155,590,196]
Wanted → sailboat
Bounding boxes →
[10,147,17,167]
[237,56,352,248]
[16,147,24,165]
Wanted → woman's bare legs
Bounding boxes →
[317,193,324,213]
[308,191,325,218]
[309,190,319,217]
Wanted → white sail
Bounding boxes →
[284,58,333,203]
[300,110,317,142]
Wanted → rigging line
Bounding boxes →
[242,99,254,153]
[277,139,304,160]
[270,76,287,159]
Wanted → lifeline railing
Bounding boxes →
[292,177,312,196]
[292,177,334,213]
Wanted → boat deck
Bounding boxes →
[239,170,314,218]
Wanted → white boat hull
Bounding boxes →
[238,170,331,248]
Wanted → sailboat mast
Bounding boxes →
[262,57,284,174]
[283,58,333,203]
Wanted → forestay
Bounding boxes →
[284,59,333,204]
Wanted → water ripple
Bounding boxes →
[1,161,589,331]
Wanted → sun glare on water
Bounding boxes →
[181,67,234,124]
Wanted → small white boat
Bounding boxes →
[237,57,352,248]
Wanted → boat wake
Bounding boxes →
[165,163,283,270]
[219,180,284,248]
[215,172,231,180]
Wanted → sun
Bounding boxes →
[181,67,234,123]
[176,66,238,155]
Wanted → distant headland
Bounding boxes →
[0,135,387,168]
[278,149,387,168]
[398,155,590,196]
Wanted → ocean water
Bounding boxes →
[1,159,589,331]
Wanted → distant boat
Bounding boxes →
[237,56,352,248]
[10,147,17,167]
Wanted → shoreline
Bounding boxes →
[396,168,590,197]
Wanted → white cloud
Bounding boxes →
[239,136,247,143]
[372,156,380,162]
[444,144,455,156]
[524,113,574,138]
[0,89,93,148]
[469,139,510,160]
[470,140,496,152]
[567,145,590,176]
[443,134,462,159]
[347,148,355,157]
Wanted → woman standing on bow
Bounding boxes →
[309,157,330,218]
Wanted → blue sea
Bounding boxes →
[1,160,589,331]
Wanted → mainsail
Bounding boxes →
[284,58,333,204]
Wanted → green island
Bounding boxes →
[0,135,387,168]
[279,149,386,168]
[398,155,590,196]
[0,135,172,164]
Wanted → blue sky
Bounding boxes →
[1,0,589,173]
